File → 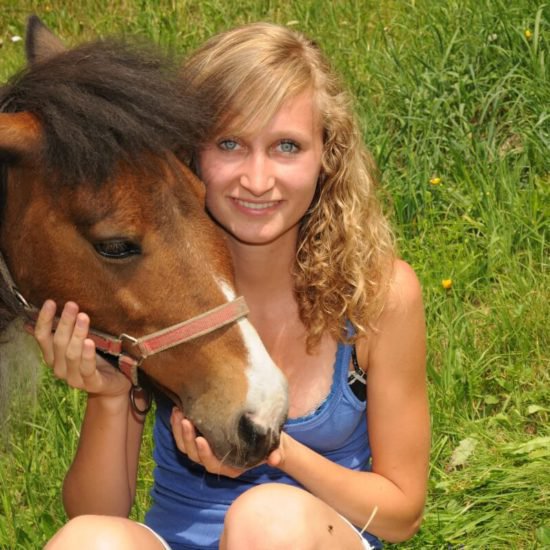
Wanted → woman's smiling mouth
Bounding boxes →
[231,198,282,211]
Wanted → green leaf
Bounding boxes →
[536,525,550,545]
[526,404,549,415]
[484,394,500,405]
[506,436,550,456]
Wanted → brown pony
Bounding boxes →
[0,16,288,468]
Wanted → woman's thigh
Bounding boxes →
[44,515,168,549]
[220,483,369,550]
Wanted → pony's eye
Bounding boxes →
[94,239,141,259]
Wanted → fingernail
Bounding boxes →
[62,302,76,316]
[76,315,87,328]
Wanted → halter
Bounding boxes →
[0,250,249,388]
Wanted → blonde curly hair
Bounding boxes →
[184,22,395,350]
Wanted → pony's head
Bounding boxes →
[0,16,288,467]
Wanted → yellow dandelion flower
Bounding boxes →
[442,279,453,290]
[430,177,442,185]
[524,29,533,40]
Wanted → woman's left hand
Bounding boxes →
[170,408,286,477]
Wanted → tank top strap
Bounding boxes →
[334,333,354,385]
[337,321,358,377]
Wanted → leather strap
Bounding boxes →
[1,250,249,388]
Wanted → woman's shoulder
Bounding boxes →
[383,258,423,316]
[357,259,423,367]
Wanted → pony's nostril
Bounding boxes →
[238,412,268,445]
[236,412,282,465]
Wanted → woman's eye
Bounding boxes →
[218,139,239,151]
[94,240,141,259]
[278,140,299,154]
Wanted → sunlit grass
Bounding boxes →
[1,0,548,547]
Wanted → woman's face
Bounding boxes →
[198,90,323,247]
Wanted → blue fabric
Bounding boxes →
[145,340,382,549]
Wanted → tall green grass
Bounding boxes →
[1,0,548,547]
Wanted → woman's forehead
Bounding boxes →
[216,87,322,138]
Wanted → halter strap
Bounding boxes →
[0,250,249,386]
[76,296,249,385]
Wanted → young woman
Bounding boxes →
[37,22,429,550]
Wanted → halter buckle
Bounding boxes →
[13,287,32,310]
[118,333,142,367]
[119,333,138,346]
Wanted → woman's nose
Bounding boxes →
[239,154,275,196]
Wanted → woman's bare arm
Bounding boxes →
[34,301,146,517]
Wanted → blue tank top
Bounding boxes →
[145,340,382,549]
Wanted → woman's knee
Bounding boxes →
[222,484,317,550]
[44,515,163,549]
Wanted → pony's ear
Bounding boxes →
[0,113,42,162]
[25,15,66,66]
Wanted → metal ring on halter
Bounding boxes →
[13,287,32,310]
[129,385,152,416]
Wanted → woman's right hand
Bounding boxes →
[34,300,131,398]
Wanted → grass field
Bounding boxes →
[0,0,548,548]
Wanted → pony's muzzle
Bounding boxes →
[237,411,283,466]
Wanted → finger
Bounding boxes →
[170,408,185,448]
[171,407,184,425]
[170,408,184,439]
[195,436,218,466]
[79,338,98,380]
[195,437,243,478]
[65,312,90,376]
[267,432,287,468]
[79,338,114,394]
[65,338,100,393]
[181,419,198,456]
[266,448,283,468]
[170,409,194,458]
[52,302,79,378]
[181,418,201,462]
[33,300,57,365]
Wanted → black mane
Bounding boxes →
[0,36,213,332]
[0,38,212,186]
